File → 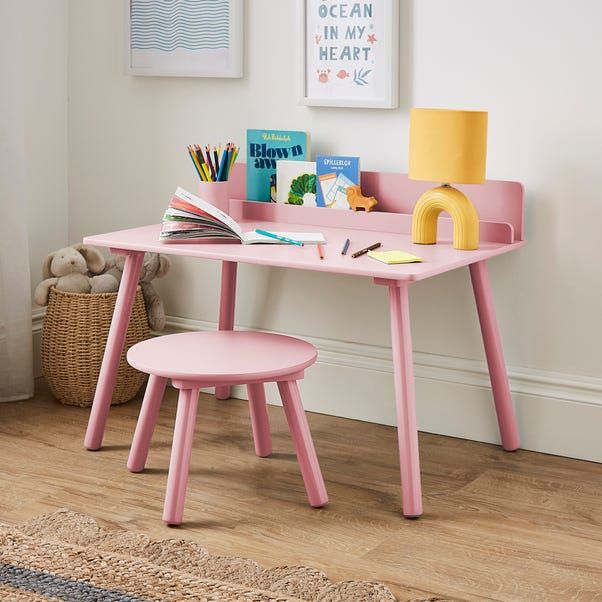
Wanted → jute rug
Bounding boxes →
[0,509,449,601]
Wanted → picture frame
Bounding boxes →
[298,0,399,109]
[124,0,243,78]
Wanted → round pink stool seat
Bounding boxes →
[127,331,317,385]
[126,330,327,525]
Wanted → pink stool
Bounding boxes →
[126,331,328,525]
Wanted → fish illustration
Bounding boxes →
[336,70,350,79]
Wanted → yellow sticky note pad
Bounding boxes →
[367,250,423,265]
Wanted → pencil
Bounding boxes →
[317,243,324,260]
[194,145,211,182]
[213,146,220,174]
[217,145,229,181]
[223,143,231,181]
[255,228,304,246]
[204,145,215,181]
[341,238,350,255]
[228,144,238,174]
[188,146,206,181]
[351,242,381,259]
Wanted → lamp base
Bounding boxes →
[411,185,480,250]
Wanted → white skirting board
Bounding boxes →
[32,310,602,463]
[162,315,602,464]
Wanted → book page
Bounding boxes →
[175,187,242,238]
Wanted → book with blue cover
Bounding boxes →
[315,156,360,209]
[246,129,311,202]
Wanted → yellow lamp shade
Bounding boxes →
[409,108,488,184]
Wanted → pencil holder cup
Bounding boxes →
[198,181,231,214]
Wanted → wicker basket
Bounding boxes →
[41,287,150,407]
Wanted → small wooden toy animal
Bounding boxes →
[346,185,378,212]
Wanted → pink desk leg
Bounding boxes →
[215,261,237,400]
[469,261,520,451]
[388,283,423,518]
[84,250,144,451]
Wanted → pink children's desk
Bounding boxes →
[83,164,525,518]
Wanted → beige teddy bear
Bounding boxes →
[34,244,106,306]
[91,253,170,331]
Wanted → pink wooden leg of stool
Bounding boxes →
[388,283,423,518]
[470,261,520,451]
[216,261,237,400]
[163,388,199,525]
[247,383,272,457]
[85,251,144,451]
[277,381,328,508]
[127,375,168,473]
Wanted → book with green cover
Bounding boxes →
[276,160,317,206]
[246,129,311,202]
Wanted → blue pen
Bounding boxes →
[255,229,304,246]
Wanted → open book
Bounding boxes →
[160,187,325,245]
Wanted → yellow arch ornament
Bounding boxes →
[411,185,480,251]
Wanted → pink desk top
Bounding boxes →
[84,220,524,283]
[84,166,525,283]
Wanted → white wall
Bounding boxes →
[20,1,69,375]
[25,1,69,301]
[67,0,602,461]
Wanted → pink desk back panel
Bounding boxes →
[228,164,525,243]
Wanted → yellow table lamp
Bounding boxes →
[409,108,488,250]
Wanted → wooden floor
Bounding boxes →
[1,380,602,601]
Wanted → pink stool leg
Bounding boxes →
[277,381,328,508]
[470,261,520,451]
[247,383,272,457]
[216,261,237,400]
[85,251,144,451]
[388,283,423,518]
[163,388,199,526]
[127,375,168,473]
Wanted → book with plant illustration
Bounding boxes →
[276,161,317,206]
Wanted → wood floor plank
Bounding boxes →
[1,379,602,601]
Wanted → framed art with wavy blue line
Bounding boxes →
[125,0,243,77]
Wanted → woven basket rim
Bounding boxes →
[49,285,142,300]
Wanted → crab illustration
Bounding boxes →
[317,68,330,83]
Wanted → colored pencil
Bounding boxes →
[213,147,220,173]
[222,144,231,181]
[351,242,381,258]
[229,145,238,172]
[187,142,239,182]
[317,243,325,260]
[187,146,206,181]
[205,145,216,180]
[194,145,211,182]
[255,229,304,246]
[341,238,350,255]
[217,145,229,181]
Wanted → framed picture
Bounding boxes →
[125,0,243,78]
[299,0,399,108]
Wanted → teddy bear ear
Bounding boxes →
[156,255,171,278]
[42,252,55,279]
[72,243,106,275]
